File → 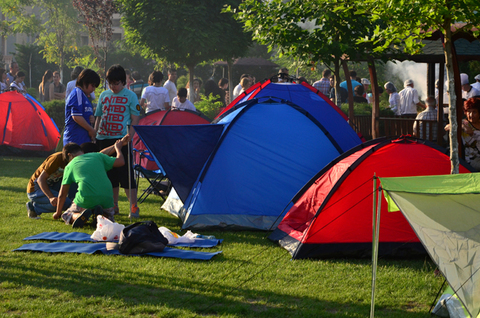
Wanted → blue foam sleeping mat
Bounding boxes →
[13,242,222,260]
[23,232,222,248]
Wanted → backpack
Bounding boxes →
[107,221,168,254]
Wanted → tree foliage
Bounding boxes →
[0,0,78,79]
[15,43,56,88]
[359,0,480,173]
[233,0,390,68]
[36,0,78,74]
[119,0,251,68]
[117,0,252,101]
[73,0,116,75]
[232,0,395,110]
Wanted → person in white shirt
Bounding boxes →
[10,71,27,94]
[171,88,196,111]
[65,66,95,101]
[6,62,19,85]
[140,71,170,114]
[0,68,7,93]
[232,74,251,101]
[384,82,401,114]
[398,79,425,118]
[472,74,480,91]
[461,73,480,100]
[163,69,177,105]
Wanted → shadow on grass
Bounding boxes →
[0,252,430,317]
[0,185,29,195]
[0,156,44,178]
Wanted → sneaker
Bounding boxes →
[114,204,119,215]
[129,205,140,219]
[72,209,93,228]
[26,202,40,219]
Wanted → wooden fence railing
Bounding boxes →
[351,115,443,145]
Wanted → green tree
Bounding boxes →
[233,0,394,129]
[73,0,116,79]
[0,0,79,81]
[117,0,252,102]
[15,43,56,89]
[359,0,480,173]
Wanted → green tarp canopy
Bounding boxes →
[380,173,480,318]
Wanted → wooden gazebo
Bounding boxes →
[362,24,480,149]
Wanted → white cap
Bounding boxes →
[404,79,413,87]
[361,78,371,85]
[475,74,480,81]
[460,73,469,85]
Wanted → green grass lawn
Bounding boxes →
[0,156,443,317]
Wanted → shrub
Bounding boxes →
[27,87,38,99]
[43,100,65,131]
[194,94,223,121]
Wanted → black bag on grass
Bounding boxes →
[117,221,168,254]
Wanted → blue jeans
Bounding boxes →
[27,181,76,215]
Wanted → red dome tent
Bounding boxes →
[0,91,60,154]
[269,136,473,259]
[132,109,210,170]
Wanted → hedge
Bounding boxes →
[42,100,66,131]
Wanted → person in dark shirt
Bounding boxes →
[353,85,368,104]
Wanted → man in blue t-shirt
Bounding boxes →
[339,70,362,93]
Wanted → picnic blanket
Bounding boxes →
[23,232,222,248]
[13,242,222,260]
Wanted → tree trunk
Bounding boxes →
[227,59,233,105]
[342,59,355,126]
[368,60,379,139]
[444,20,459,174]
[437,62,445,147]
[188,64,195,103]
[334,59,341,107]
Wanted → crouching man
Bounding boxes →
[26,151,77,219]
[53,139,125,228]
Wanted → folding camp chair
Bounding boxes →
[133,148,171,203]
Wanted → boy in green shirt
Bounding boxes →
[53,139,125,227]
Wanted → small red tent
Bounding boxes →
[0,91,60,154]
[269,136,473,259]
[132,109,210,170]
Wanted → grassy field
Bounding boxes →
[0,155,444,317]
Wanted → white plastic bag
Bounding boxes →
[91,215,125,242]
[158,227,196,245]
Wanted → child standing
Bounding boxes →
[64,69,100,146]
[94,64,141,218]
[140,71,170,114]
[171,88,196,111]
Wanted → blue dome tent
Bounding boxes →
[135,98,362,230]
[215,80,363,150]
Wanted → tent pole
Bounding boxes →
[372,175,377,262]
[370,182,382,318]
[127,125,133,219]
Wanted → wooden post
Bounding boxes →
[427,63,436,96]
[368,60,380,139]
